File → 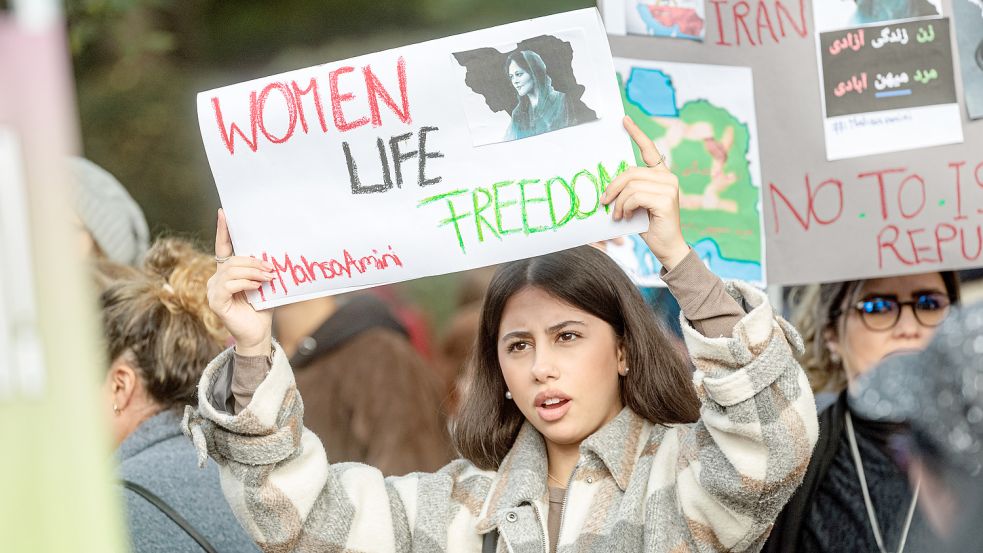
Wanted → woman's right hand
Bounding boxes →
[207,208,275,357]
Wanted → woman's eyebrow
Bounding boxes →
[546,320,586,334]
[861,288,946,300]
[500,330,532,343]
[911,288,947,297]
[499,321,586,343]
[859,292,899,300]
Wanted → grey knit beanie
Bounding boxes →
[68,157,150,266]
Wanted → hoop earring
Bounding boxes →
[505,391,513,400]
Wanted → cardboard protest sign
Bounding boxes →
[604,59,765,286]
[198,8,643,308]
[815,16,963,160]
[603,0,983,285]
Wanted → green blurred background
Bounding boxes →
[67,0,594,326]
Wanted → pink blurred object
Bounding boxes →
[648,6,705,36]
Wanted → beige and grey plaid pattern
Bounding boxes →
[183,281,818,552]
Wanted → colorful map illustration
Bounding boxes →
[604,59,765,286]
[627,1,706,41]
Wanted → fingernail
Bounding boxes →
[262,262,273,270]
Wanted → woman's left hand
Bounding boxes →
[602,116,691,271]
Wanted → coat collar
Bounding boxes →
[476,407,649,532]
[116,408,183,462]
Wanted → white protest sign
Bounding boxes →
[198,8,644,309]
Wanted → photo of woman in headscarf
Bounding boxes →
[505,50,586,140]
[453,33,598,146]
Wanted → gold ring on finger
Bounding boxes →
[645,153,666,168]
[215,255,232,263]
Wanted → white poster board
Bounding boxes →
[605,58,765,287]
[813,5,963,160]
[198,8,644,308]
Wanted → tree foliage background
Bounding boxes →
[67,0,593,241]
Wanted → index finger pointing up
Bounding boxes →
[215,208,234,259]
[623,115,669,173]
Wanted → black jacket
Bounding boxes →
[763,393,848,552]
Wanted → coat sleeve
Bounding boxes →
[670,281,819,552]
[181,344,484,553]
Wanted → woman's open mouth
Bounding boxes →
[534,392,572,422]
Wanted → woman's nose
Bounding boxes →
[530,351,559,382]
[893,304,923,337]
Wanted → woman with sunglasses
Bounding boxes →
[764,271,960,553]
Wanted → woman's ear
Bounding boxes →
[823,327,841,362]
[617,342,628,376]
[108,356,140,413]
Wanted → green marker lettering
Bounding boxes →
[518,179,551,234]
[418,189,471,253]
[572,169,601,219]
[493,180,521,236]
[472,186,499,243]
[596,160,630,214]
[546,176,577,228]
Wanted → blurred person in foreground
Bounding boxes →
[101,238,259,553]
[257,282,452,477]
[852,302,983,552]
[68,156,150,266]
[766,271,960,552]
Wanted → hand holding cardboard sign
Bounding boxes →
[602,116,690,271]
[207,209,275,357]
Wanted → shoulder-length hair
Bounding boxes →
[452,245,701,470]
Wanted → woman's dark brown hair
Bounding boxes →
[789,271,960,393]
[453,245,701,470]
[100,238,229,409]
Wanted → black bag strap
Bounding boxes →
[121,480,219,553]
[482,529,498,553]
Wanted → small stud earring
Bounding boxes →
[112,403,121,416]
[505,391,513,400]
[621,367,630,376]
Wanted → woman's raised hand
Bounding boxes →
[601,116,691,271]
[207,209,275,356]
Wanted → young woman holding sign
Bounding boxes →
[765,272,960,553]
[183,117,818,552]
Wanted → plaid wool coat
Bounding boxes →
[182,282,819,552]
